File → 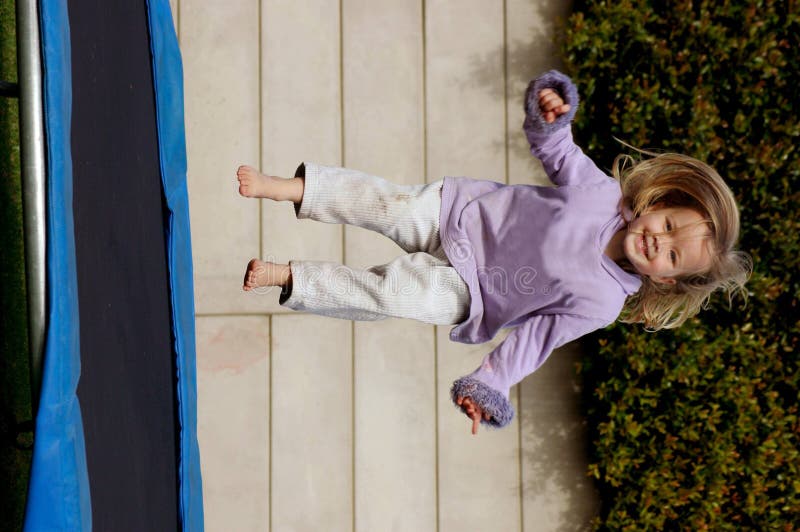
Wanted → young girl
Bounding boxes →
[237,70,751,435]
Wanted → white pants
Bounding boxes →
[278,163,471,326]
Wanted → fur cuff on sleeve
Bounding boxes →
[450,377,515,429]
[523,69,579,135]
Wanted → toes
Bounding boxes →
[236,167,273,199]
[236,165,256,182]
[243,262,254,290]
[243,259,272,290]
[244,259,260,288]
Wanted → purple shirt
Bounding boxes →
[443,70,642,428]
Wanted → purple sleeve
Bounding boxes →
[450,313,607,428]
[522,70,609,188]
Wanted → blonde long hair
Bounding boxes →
[613,149,753,330]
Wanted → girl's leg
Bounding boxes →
[238,163,444,255]
[244,253,470,326]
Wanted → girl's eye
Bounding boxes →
[670,250,677,265]
[665,220,673,232]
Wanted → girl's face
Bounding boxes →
[624,204,713,284]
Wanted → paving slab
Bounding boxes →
[182,0,262,315]
[271,314,353,532]
[196,316,270,531]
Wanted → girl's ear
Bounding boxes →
[620,199,635,222]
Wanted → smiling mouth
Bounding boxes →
[638,234,648,258]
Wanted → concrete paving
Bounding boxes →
[173,0,600,530]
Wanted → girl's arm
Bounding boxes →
[523,70,609,188]
[451,313,607,433]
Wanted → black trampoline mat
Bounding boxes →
[69,0,180,529]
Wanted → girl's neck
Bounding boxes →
[604,227,627,263]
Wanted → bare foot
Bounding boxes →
[237,165,302,202]
[243,259,291,292]
[237,165,278,198]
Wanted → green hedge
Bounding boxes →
[0,0,32,529]
[561,1,799,529]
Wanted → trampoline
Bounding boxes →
[20,0,203,529]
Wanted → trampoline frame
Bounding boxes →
[16,0,47,419]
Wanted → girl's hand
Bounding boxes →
[456,396,491,435]
[538,88,571,124]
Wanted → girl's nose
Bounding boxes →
[653,233,677,257]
